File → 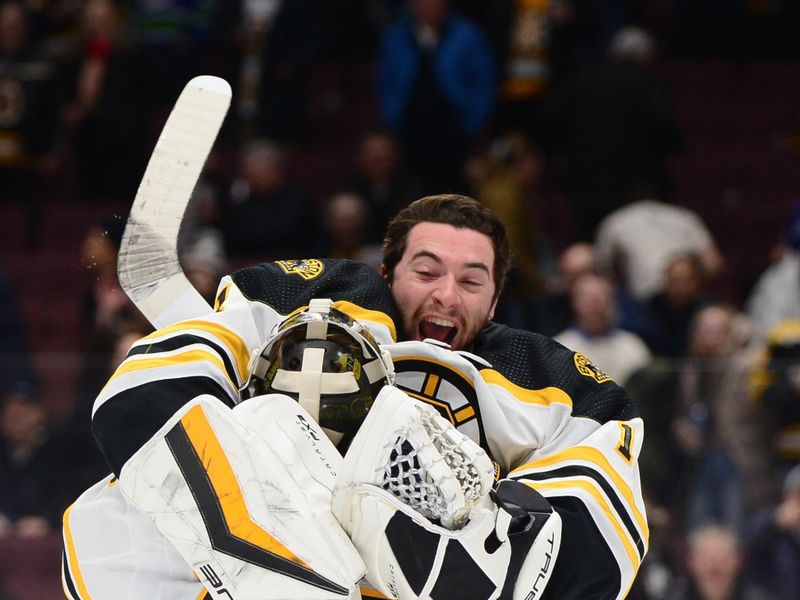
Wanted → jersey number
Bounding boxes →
[616,422,634,464]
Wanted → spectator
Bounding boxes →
[488,0,598,139]
[177,175,226,242]
[129,0,225,115]
[467,133,557,330]
[79,217,144,363]
[555,272,651,386]
[743,463,800,599]
[595,199,724,303]
[487,0,557,139]
[672,305,766,534]
[534,241,595,336]
[225,0,323,143]
[57,0,149,203]
[626,353,683,523]
[643,253,714,358]
[746,202,800,342]
[318,191,382,270]
[222,139,318,260]
[667,524,770,600]
[0,1,59,210]
[178,176,228,305]
[0,384,63,536]
[542,27,685,240]
[536,241,651,339]
[750,319,800,473]
[181,232,228,306]
[378,0,495,191]
[0,270,35,398]
[341,130,425,243]
[628,494,678,600]
[66,217,148,494]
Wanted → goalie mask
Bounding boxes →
[247,299,394,449]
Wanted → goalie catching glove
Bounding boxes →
[332,387,562,600]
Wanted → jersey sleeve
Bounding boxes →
[91,282,269,476]
[92,258,401,476]
[385,324,648,600]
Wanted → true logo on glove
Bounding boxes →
[523,531,557,600]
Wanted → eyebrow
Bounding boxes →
[411,250,491,276]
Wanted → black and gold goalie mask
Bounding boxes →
[247,299,394,449]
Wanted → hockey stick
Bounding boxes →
[117,75,231,329]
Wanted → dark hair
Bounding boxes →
[382,194,511,301]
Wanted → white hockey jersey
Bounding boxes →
[62,259,647,600]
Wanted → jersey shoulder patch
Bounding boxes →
[573,352,613,384]
[275,259,325,280]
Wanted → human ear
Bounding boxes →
[488,297,498,321]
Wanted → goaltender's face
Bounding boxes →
[384,222,497,351]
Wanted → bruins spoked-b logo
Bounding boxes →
[574,353,613,384]
[276,259,324,281]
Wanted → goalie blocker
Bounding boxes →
[333,387,562,600]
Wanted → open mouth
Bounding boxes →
[419,316,457,346]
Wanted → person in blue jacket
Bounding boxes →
[378,0,495,192]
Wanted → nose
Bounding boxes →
[431,275,459,308]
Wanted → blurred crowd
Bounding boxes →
[2,1,800,599]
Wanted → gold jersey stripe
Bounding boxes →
[332,300,397,341]
[104,349,237,395]
[62,503,93,600]
[512,445,649,542]
[140,320,250,382]
[181,404,309,566]
[282,301,397,341]
[479,369,573,408]
[524,479,640,572]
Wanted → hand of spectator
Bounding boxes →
[775,493,800,533]
[673,417,704,456]
[14,515,51,539]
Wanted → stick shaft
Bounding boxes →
[118,75,231,328]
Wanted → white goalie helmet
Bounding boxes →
[246,299,395,449]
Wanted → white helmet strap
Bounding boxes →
[269,346,360,422]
